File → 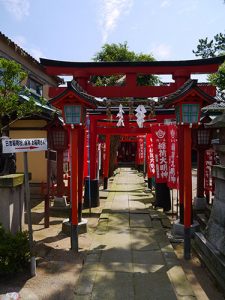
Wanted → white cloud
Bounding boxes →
[99,0,133,43]
[160,0,171,8]
[29,48,45,61]
[178,2,198,15]
[151,43,172,60]
[3,0,30,21]
[13,35,44,61]
[13,35,26,48]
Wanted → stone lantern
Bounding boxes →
[192,117,212,210]
[49,80,98,251]
[45,114,69,204]
[160,79,216,259]
[194,111,225,292]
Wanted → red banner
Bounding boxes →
[146,134,155,178]
[152,125,168,183]
[204,149,215,193]
[136,135,145,164]
[167,125,178,189]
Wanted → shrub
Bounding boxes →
[0,224,30,276]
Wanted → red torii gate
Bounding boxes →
[41,55,224,253]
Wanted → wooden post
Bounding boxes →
[197,149,205,198]
[44,149,50,228]
[183,124,192,260]
[70,127,78,251]
[24,152,36,276]
[103,134,110,189]
[178,125,184,224]
[78,126,85,223]
[56,150,64,197]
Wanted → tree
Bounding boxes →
[193,33,225,94]
[92,42,159,176]
[193,33,225,58]
[0,58,40,130]
[92,42,160,86]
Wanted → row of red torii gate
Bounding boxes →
[41,55,224,257]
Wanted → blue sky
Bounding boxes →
[0,0,224,63]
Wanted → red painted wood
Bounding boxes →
[49,84,215,98]
[178,125,184,205]
[44,63,221,77]
[70,128,78,225]
[56,150,64,197]
[183,125,192,228]
[90,119,98,179]
[103,135,110,178]
[197,150,205,198]
[78,126,85,205]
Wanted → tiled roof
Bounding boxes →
[0,31,40,65]
[40,55,225,68]
[159,79,216,106]
[202,101,225,112]
[50,79,101,108]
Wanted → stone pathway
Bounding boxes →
[75,168,196,300]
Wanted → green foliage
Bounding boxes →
[193,33,225,58]
[208,62,225,91]
[0,58,41,127]
[193,33,225,92]
[92,42,160,86]
[0,224,30,275]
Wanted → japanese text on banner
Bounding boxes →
[152,125,168,183]
[167,125,178,189]
[137,136,145,164]
[204,149,215,193]
[146,134,155,178]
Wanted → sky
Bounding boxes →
[0,0,224,64]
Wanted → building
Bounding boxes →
[0,32,60,193]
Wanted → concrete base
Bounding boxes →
[53,196,68,207]
[172,219,199,237]
[62,218,88,235]
[194,232,225,295]
[193,197,207,210]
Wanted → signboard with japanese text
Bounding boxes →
[167,125,178,189]
[146,134,155,178]
[204,149,215,193]
[152,125,168,183]
[2,138,47,153]
[137,136,145,164]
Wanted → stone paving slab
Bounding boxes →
[130,213,152,228]
[133,272,178,300]
[92,271,134,300]
[75,168,196,300]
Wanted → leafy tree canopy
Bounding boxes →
[0,58,41,129]
[92,42,160,87]
[193,33,225,94]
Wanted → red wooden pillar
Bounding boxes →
[56,150,64,198]
[103,134,110,190]
[84,116,99,207]
[90,118,98,180]
[178,125,184,224]
[183,125,192,260]
[197,149,205,198]
[70,127,78,251]
[78,126,85,222]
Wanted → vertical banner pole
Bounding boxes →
[70,127,78,251]
[183,125,192,260]
[23,152,36,276]
[44,148,50,228]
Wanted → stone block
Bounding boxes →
[212,165,225,181]
[0,182,24,233]
[194,232,225,294]
[0,174,24,187]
